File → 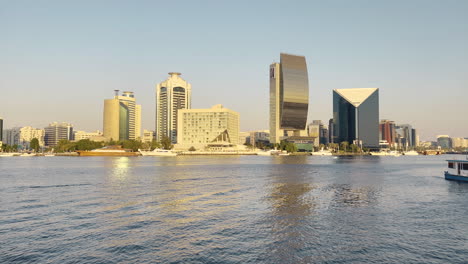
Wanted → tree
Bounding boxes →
[160,136,173,150]
[188,146,196,151]
[340,141,349,152]
[55,139,76,153]
[30,138,40,152]
[150,140,162,150]
[75,139,102,151]
[121,140,142,152]
[285,142,298,153]
[350,144,359,153]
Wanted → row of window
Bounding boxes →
[448,162,468,170]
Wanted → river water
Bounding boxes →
[1,155,467,263]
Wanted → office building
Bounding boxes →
[177,104,239,150]
[44,122,73,146]
[142,129,155,143]
[103,91,141,141]
[333,88,379,149]
[437,135,451,149]
[0,117,3,144]
[156,72,192,143]
[239,132,250,145]
[248,130,270,147]
[3,127,21,146]
[379,120,396,147]
[74,130,104,141]
[328,118,335,144]
[269,53,309,144]
[20,126,45,148]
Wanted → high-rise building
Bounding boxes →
[379,120,396,146]
[328,118,335,144]
[177,104,239,150]
[269,53,309,144]
[308,120,322,147]
[333,88,379,149]
[3,127,21,146]
[437,135,451,149]
[44,122,73,146]
[20,126,45,148]
[103,91,141,141]
[156,72,192,143]
[0,117,3,144]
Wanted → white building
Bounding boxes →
[156,72,192,143]
[176,104,239,150]
[74,130,103,141]
[3,127,21,146]
[44,122,73,146]
[142,129,155,143]
[20,126,45,148]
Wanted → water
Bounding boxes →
[1,155,467,263]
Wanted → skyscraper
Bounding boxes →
[0,117,3,144]
[379,120,396,146]
[103,91,141,141]
[269,53,309,144]
[333,88,379,149]
[156,72,192,143]
[44,122,73,146]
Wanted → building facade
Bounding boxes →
[74,130,103,141]
[333,88,379,149]
[0,117,3,144]
[437,135,451,149]
[269,53,309,144]
[103,91,141,141]
[44,122,73,146]
[379,120,396,147]
[3,127,21,146]
[156,72,192,143]
[142,129,155,143]
[20,126,45,148]
[177,104,239,150]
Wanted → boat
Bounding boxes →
[0,153,15,157]
[403,150,419,156]
[444,159,468,182]
[311,149,333,156]
[20,153,36,157]
[44,153,55,157]
[139,148,177,156]
[256,149,282,156]
[77,146,139,156]
[369,150,400,156]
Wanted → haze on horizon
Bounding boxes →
[1,0,467,141]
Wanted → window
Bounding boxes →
[462,163,468,170]
[448,162,454,169]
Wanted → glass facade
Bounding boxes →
[119,103,129,140]
[333,89,379,148]
[279,53,309,130]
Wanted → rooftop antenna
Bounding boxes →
[114,90,120,97]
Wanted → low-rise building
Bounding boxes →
[74,130,103,141]
[44,122,73,146]
[142,130,155,143]
[20,126,45,148]
[176,104,240,150]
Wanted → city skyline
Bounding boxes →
[1,1,467,141]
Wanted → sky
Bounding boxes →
[1,0,467,141]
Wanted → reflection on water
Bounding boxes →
[1,155,468,263]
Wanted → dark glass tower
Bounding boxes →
[333,88,379,148]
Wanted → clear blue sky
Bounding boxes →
[1,0,467,141]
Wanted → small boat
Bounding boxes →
[20,153,36,157]
[370,150,400,157]
[312,149,333,156]
[44,153,55,157]
[139,149,177,156]
[403,150,419,156]
[0,153,15,157]
[257,150,282,156]
[77,146,139,156]
[444,159,468,182]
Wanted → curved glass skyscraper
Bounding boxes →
[270,53,309,144]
